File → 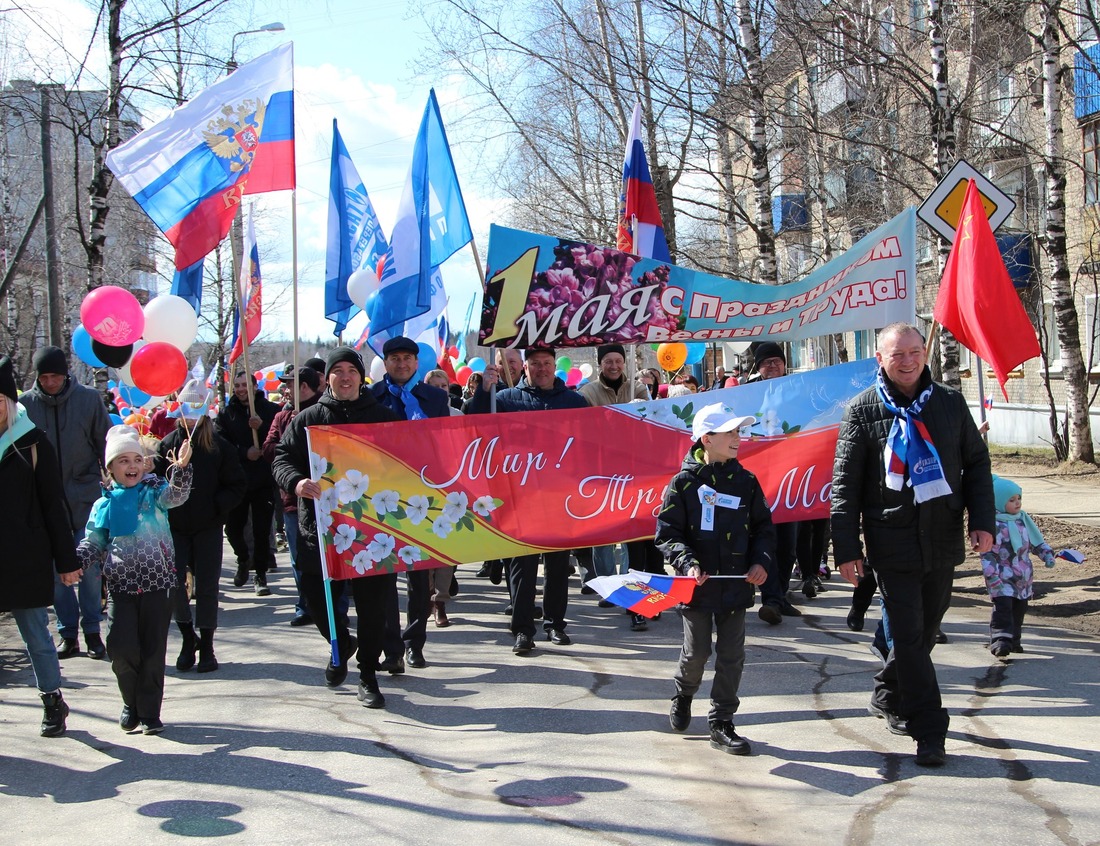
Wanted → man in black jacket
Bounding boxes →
[271,347,399,709]
[831,323,994,767]
[369,336,451,672]
[468,347,589,654]
[216,371,280,594]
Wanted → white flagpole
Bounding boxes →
[231,203,259,448]
[292,190,301,413]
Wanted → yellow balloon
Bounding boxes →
[656,342,688,372]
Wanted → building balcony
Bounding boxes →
[772,194,809,234]
[1075,43,1100,121]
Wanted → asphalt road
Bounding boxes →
[1,545,1099,845]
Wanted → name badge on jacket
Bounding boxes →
[698,484,742,530]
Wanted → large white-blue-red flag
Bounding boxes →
[171,258,204,313]
[106,42,295,271]
[228,208,262,364]
[366,89,472,348]
[616,102,670,261]
[325,119,388,336]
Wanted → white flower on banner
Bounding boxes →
[308,451,328,480]
[318,487,338,515]
[761,408,782,436]
[398,545,423,566]
[372,489,400,517]
[472,495,497,517]
[336,469,370,504]
[333,523,357,554]
[442,491,469,522]
[367,532,395,562]
[350,549,373,575]
[406,494,430,526]
[317,511,334,534]
[645,404,682,428]
[431,515,456,539]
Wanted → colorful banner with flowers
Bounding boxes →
[479,209,915,348]
[305,359,877,579]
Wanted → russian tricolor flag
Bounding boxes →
[616,102,670,261]
[107,42,295,271]
[585,571,697,618]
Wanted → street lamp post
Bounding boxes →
[227,21,285,72]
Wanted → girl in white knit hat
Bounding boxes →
[77,424,192,734]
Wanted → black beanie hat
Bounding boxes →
[33,345,69,376]
[305,356,327,373]
[753,341,786,366]
[325,346,365,380]
[0,356,18,402]
[597,343,627,364]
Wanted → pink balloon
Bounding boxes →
[566,367,583,387]
[129,342,187,396]
[80,286,144,346]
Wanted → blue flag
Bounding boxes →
[325,119,389,336]
[367,89,472,348]
[171,258,204,313]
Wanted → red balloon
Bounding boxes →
[455,366,473,384]
[129,342,188,397]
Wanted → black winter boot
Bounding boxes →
[40,690,69,737]
[196,628,218,673]
[176,622,197,671]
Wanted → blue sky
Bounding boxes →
[8,0,494,349]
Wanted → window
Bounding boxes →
[853,329,873,359]
[879,6,896,56]
[1081,0,1099,43]
[1085,121,1100,205]
[1086,295,1100,368]
[910,0,926,33]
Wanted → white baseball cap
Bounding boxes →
[691,402,756,441]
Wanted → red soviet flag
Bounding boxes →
[933,179,1041,399]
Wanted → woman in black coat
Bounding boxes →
[155,397,246,675]
[0,356,81,737]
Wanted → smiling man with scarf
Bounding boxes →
[831,323,994,768]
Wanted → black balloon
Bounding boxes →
[91,340,134,368]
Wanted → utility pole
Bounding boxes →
[40,84,64,346]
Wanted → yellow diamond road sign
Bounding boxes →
[917,159,1015,243]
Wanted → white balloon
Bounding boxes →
[347,269,378,310]
[141,394,168,411]
[369,356,386,383]
[143,294,198,351]
[580,363,593,378]
[118,339,147,386]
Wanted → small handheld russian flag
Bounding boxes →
[1057,549,1086,564]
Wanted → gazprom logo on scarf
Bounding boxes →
[912,456,938,476]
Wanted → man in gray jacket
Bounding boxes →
[21,346,112,659]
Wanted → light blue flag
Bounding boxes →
[367,89,472,348]
[325,119,389,336]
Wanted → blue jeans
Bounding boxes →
[54,558,103,639]
[12,607,62,692]
[592,545,617,577]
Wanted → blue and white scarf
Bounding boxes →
[876,371,952,503]
[385,376,427,421]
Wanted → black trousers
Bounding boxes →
[172,526,224,630]
[872,567,953,741]
[990,595,1028,648]
[850,567,879,619]
[301,570,395,682]
[509,551,570,637]
[761,521,799,606]
[225,486,275,575]
[796,518,829,577]
[107,588,174,721]
[382,569,431,657]
[626,538,665,575]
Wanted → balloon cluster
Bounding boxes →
[653,342,706,372]
[75,287,197,398]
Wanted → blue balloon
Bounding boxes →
[684,343,707,366]
[467,357,486,373]
[107,380,118,390]
[118,383,150,408]
[72,326,105,368]
[109,413,123,425]
[416,342,437,382]
[555,369,567,381]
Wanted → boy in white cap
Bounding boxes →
[656,402,776,754]
[77,425,193,735]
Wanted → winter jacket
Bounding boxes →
[830,369,995,575]
[655,446,776,613]
[0,428,81,610]
[154,425,246,533]
[369,379,451,420]
[21,376,112,531]
[262,392,321,513]
[578,375,649,407]
[214,390,280,490]
[271,389,399,575]
[77,465,193,595]
[465,378,590,414]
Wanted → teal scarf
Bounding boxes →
[997,509,1045,554]
[94,481,147,538]
[0,404,36,463]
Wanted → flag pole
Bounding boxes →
[628,215,639,390]
[469,238,501,410]
[228,204,260,448]
[292,189,301,413]
[924,320,939,360]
